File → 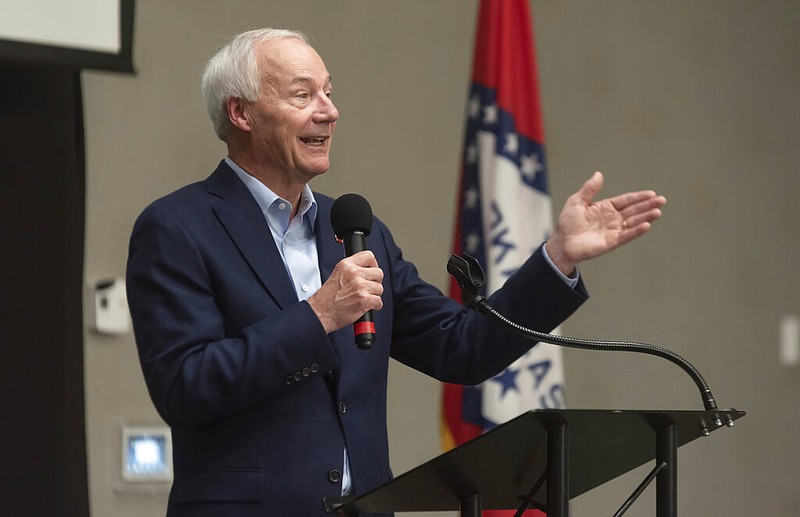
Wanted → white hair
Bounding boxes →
[201,28,310,141]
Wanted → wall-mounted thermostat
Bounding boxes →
[121,426,172,482]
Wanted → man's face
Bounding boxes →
[244,38,338,184]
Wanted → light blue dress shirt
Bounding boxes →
[226,158,321,300]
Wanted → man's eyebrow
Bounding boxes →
[289,75,333,87]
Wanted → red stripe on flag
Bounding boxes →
[471,0,545,144]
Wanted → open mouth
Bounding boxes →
[300,136,328,146]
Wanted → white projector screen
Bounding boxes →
[0,0,134,72]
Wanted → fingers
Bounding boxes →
[617,195,665,245]
[617,194,667,227]
[616,221,653,247]
[576,171,604,203]
[309,253,384,334]
[335,254,384,301]
[346,250,380,268]
[610,190,665,212]
[622,207,664,231]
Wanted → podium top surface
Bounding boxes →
[329,408,745,514]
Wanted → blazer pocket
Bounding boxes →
[170,469,264,503]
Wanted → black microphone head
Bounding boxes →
[331,193,373,238]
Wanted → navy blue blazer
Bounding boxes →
[126,161,588,516]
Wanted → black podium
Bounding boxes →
[325,408,745,516]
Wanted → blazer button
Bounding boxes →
[328,469,342,483]
[285,376,294,385]
[310,363,320,373]
[293,372,302,382]
[302,367,310,377]
[338,401,347,414]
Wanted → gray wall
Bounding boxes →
[82,1,800,515]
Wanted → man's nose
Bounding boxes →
[313,95,339,124]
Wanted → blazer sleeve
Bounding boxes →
[126,202,340,428]
[380,221,588,385]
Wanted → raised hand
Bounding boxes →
[545,171,667,275]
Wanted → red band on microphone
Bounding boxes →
[353,321,376,336]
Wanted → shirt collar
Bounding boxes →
[225,157,318,230]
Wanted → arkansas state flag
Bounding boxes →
[442,0,563,514]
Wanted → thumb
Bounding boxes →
[348,250,378,268]
[576,171,604,203]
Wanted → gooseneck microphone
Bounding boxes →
[331,193,376,350]
[447,253,719,411]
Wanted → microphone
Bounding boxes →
[447,253,719,411]
[331,193,376,350]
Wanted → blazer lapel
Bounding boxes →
[205,162,298,310]
[314,196,344,283]
[314,195,350,389]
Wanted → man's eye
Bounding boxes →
[296,92,309,99]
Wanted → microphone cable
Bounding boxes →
[447,253,718,411]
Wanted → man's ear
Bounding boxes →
[226,97,251,132]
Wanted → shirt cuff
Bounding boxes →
[542,242,580,289]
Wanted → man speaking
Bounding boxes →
[126,28,666,516]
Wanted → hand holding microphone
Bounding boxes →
[307,194,382,349]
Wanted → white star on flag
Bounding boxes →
[468,95,481,120]
[465,144,478,165]
[464,187,479,210]
[504,132,519,155]
[521,152,543,181]
[482,104,498,125]
[465,232,481,254]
